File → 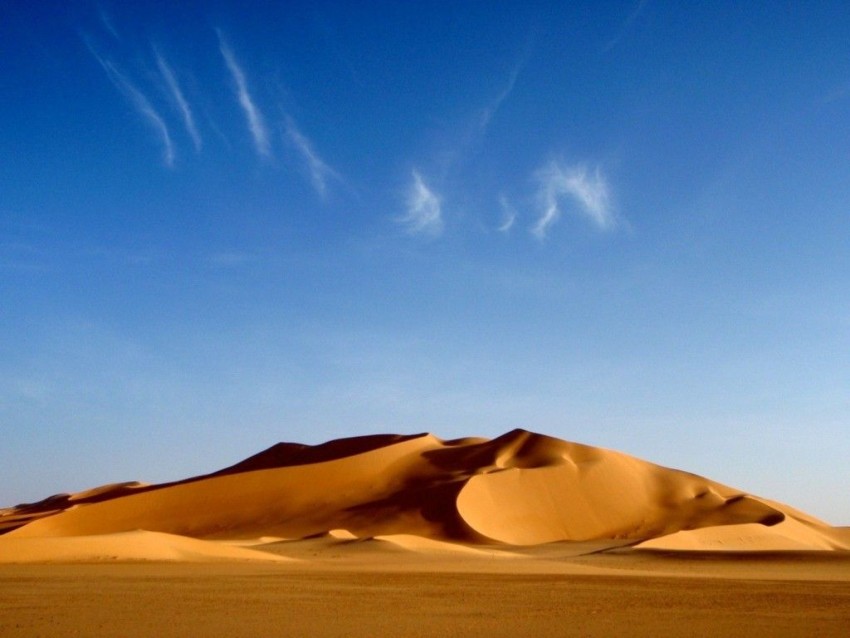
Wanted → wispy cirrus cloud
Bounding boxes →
[398,171,443,237]
[497,195,517,233]
[154,47,201,152]
[531,161,615,238]
[479,58,526,131]
[603,0,649,52]
[98,7,120,41]
[86,41,175,167]
[284,116,340,199]
[217,31,271,158]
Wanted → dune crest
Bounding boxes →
[1,429,844,555]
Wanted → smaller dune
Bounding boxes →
[636,517,850,552]
[373,534,515,557]
[0,530,289,563]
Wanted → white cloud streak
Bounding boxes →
[154,47,201,152]
[217,31,271,158]
[284,116,340,199]
[98,7,120,40]
[497,195,517,233]
[87,43,175,167]
[603,0,649,52]
[531,161,615,238]
[399,171,443,237]
[479,63,522,130]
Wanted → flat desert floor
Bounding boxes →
[2,546,848,637]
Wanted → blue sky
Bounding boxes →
[2,1,849,523]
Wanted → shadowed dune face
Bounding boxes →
[1,429,843,550]
[0,434,429,534]
[0,482,150,535]
[5,434,452,540]
[210,433,430,476]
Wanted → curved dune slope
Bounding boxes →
[2,429,845,550]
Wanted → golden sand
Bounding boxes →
[1,430,847,635]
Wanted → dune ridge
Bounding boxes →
[1,429,846,559]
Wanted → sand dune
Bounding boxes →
[1,429,846,561]
[636,517,850,551]
[0,530,288,563]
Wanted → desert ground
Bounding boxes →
[2,550,849,637]
[2,430,848,636]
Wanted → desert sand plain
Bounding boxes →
[1,429,848,636]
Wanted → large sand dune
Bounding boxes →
[1,429,846,560]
